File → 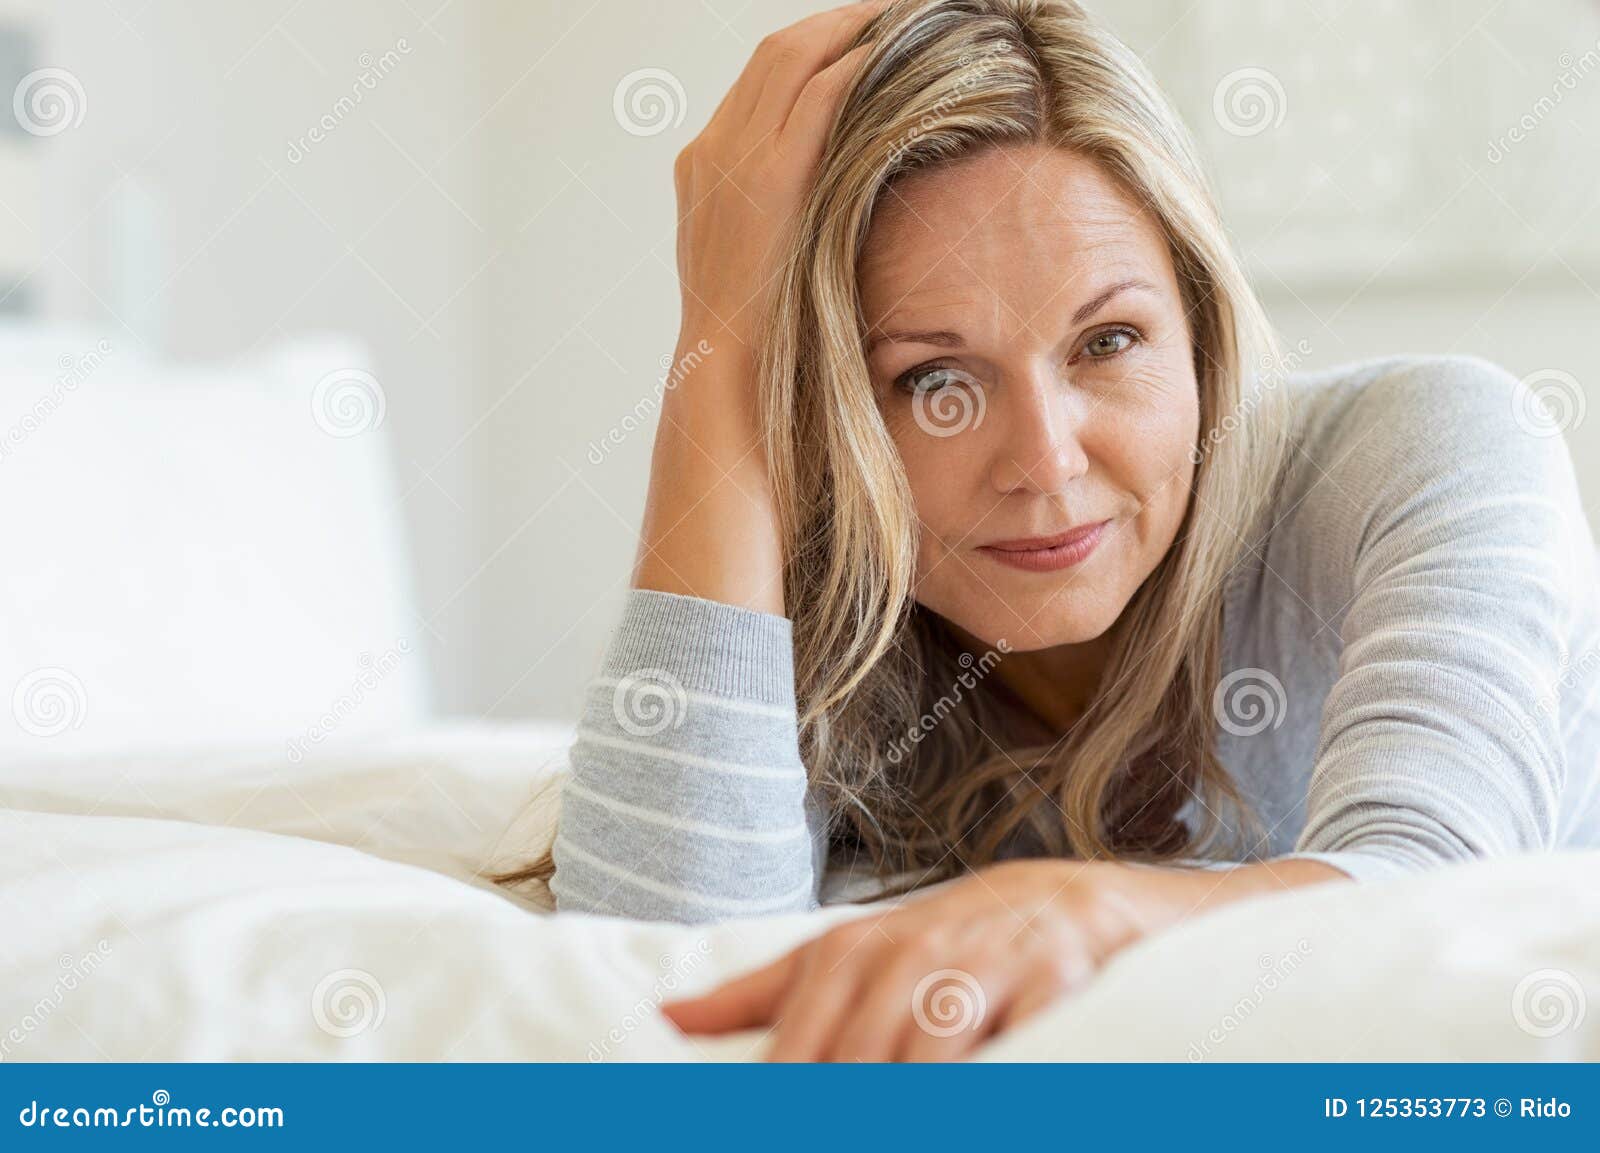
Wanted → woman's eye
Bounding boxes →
[1083,328,1137,358]
[895,364,977,393]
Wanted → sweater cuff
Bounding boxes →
[1273,849,1421,884]
[601,588,796,707]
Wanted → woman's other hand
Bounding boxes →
[663,859,1155,1061]
[662,855,1347,1060]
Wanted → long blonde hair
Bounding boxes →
[495,0,1288,893]
[762,0,1288,883]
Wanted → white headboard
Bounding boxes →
[0,324,430,755]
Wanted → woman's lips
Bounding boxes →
[977,520,1110,573]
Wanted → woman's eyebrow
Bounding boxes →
[865,278,1160,352]
[864,328,965,353]
[1070,277,1159,325]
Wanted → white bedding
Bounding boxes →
[3,722,1597,1061]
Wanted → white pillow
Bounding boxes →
[0,324,429,755]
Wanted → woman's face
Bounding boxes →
[859,143,1200,653]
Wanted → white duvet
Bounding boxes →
[2,722,1597,1061]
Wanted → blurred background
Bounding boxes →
[5,0,1598,729]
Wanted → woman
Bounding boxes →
[515,0,1600,1059]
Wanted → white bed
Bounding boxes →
[2,328,1596,1061]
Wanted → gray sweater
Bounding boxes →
[551,355,1600,922]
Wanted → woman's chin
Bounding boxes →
[998,617,1116,653]
[927,597,1121,654]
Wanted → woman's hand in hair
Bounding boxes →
[636,1,881,613]
[671,1,879,350]
[662,855,1348,1061]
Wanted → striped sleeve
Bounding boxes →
[549,588,823,922]
[1284,356,1581,881]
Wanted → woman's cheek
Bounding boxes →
[888,416,989,583]
[1106,361,1199,485]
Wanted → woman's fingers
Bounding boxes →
[989,950,1095,1037]
[819,940,974,1061]
[747,1,888,139]
[775,42,873,166]
[764,936,876,1062]
[660,950,797,1035]
[706,0,884,142]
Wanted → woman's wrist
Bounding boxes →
[1047,856,1352,961]
[634,337,785,614]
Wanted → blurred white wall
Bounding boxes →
[17,0,488,708]
[13,0,1600,721]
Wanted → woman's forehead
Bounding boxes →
[859,145,1170,303]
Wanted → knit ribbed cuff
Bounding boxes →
[601,588,797,706]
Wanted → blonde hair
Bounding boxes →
[762,0,1287,884]
[494,0,1288,894]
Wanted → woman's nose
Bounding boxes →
[989,372,1090,494]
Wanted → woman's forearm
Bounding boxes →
[633,344,786,615]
